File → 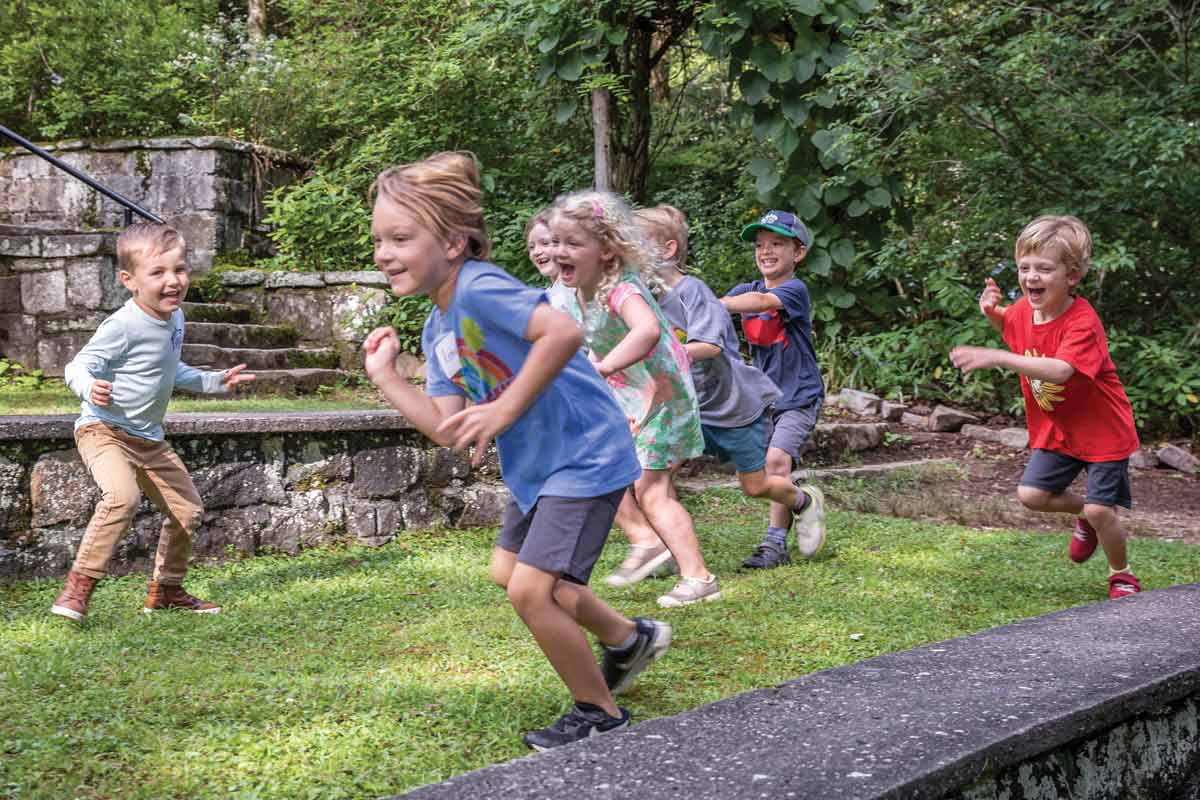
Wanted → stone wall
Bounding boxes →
[212,269,393,369]
[0,136,308,268]
[0,412,508,580]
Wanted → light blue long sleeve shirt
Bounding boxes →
[63,299,227,441]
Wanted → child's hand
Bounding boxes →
[979,277,1006,322]
[950,345,1001,374]
[362,326,402,385]
[90,379,113,407]
[436,402,516,467]
[222,364,256,390]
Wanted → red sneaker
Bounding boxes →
[1069,517,1098,564]
[1107,571,1141,600]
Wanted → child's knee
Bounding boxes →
[99,486,141,519]
[764,450,791,475]
[1083,503,1117,529]
[178,502,203,534]
[489,561,511,589]
[505,578,549,616]
[1016,485,1052,510]
[738,471,769,498]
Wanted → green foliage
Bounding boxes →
[0,359,45,390]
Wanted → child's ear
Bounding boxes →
[793,244,808,264]
[1067,267,1084,288]
[662,239,679,262]
[445,234,469,261]
[118,269,137,294]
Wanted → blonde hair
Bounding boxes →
[551,190,659,307]
[370,151,491,260]
[117,223,185,274]
[1015,215,1092,279]
[524,208,552,241]
[634,204,689,271]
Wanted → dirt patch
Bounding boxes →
[687,403,1200,545]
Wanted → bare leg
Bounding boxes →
[614,488,662,548]
[1016,485,1085,515]
[635,469,709,580]
[765,447,794,529]
[1084,503,1129,571]
[506,562,620,716]
[738,468,801,506]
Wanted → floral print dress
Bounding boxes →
[569,274,704,470]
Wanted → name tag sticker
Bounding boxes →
[435,332,461,378]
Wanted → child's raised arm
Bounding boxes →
[950,345,1075,384]
[363,326,466,446]
[721,291,783,315]
[436,304,583,465]
[594,294,659,378]
[979,277,1008,333]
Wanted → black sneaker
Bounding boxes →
[741,543,791,569]
[523,703,630,751]
[601,617,672,695]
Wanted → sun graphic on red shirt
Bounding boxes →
[1024,348,1066,411]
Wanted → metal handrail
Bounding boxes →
[0,124,163,226]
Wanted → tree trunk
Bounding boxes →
[248,0,267,41]
[592,87,613,191]
[611,26,653,202]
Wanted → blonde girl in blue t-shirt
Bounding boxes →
[550,189,719,608]
[362,152,671,751]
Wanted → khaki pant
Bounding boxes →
[73,423,203,584]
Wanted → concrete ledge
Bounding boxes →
[396,585,1200,799]
[0,410,414,442]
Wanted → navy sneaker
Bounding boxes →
[523,703,630,751]
[602,617,672,695]
[741,542,790,569]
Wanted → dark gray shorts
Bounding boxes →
[1019,449,1132,509]
[766,399,823,463]
[495,488,627,585]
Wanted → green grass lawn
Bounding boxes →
[0,382,388,415]
[2,490,1198,800]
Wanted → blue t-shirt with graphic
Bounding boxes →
[422,260,642,513]
[726,277,824,410]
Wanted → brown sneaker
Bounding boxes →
[143,581,221,614]
[50,570,99,622]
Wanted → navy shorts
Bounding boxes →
[495,487,626,584]
[766,398,823,463]
[1019,449,1132,509]
[702,414,769,473]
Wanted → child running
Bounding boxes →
[950,215,1141,599]
[550,190,717,608]
[525,207,574,313]
[722,211,827,568]
[637,205,825,562]
[362,152,671,750]
[51,222,255,622]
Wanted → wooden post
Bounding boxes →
[592,87,612,191]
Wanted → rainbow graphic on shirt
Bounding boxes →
[451,317,515,403]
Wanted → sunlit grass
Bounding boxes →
[2,490,1197,799]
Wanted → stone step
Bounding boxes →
[182,344,341,371]
[236,368,348,395]
[185,321,297,349]
[181,301,256,324]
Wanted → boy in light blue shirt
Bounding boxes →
[51,223,254,624]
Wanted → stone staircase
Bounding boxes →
[178,300,347,394]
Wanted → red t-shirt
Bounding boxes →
[1002,296,1138,462]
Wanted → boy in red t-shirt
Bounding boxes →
[950,215,1141,600]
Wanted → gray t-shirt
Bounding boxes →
[658,276,780,428]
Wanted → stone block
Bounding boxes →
[30,450,98,528]
[837,388,882,416]
[880,401,910,422]
[352,446,422,498]
[442,484,509,528]
[195,505,269,557]
[960,424,1029,450]
[1158,444,1199,475]
[0,234,40,257]
[66,257,125,311]
[1129,448,1160,470]
[331,286,388,342]
[928,404,980,433]
[400,489,445,530]
[0,455,29,533]
[266,492,336,554]
[20,270,67,314]
[40,234,111,258]
[347,498,402,547]
[220,269,265,287]
[0,313,38,366]
[285,450,352,489]
[0,276,19,312]
[323,271,389,287]
[40,313,106,334]
[264,272,325,289]
[900,411,929,429]
[192,461,287,509]
[8,257,67,273]
[265,290,331,342]
[37,332,93,376]
[813,423,885,453]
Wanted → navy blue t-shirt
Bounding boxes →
[726,277,824,410]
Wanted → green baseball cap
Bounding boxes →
[739,210,812,247]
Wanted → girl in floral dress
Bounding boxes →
[550,190,720,608]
